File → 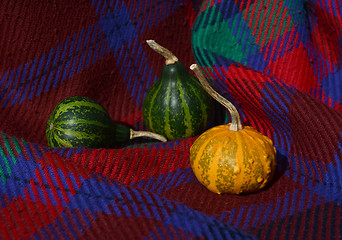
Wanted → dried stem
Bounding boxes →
[146,40,179,65]
[130,129,167,142]
[190,64,243,131]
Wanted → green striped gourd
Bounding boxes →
[46,96,167,148]
[142,40,214,140]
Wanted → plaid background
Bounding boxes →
[0,0,341,239]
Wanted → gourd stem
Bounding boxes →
[130,129,167,142]
[190,64,243,132]
[146,40,179,65]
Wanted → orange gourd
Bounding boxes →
[189,64,277,194]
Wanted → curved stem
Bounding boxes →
[190,64,243,131]
[130,129,167,142]
[146,40,179,65]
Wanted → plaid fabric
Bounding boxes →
[0,0,341,239]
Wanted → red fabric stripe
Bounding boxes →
[102,149,116,177]
[306,195,320,240]
[88,149,101,172]
[40,159,65,213]
[109,149,124,180]
[334,205,342,238]
[243,0,253,19]
[94,149,109,174]
[295,189,309,239]
[0,202,13,239]
[133,148,150,182]
[54,152,79,195]
[43,152,71,203]
[243,205,259,233]
[122,149,142,184]
[310,2,342,68]
[325,202,334,240]
[278,191,298,239]
[10,197,32,239]
[261,0,281,50]
[254,201,278,239]
[117,148,135,183]
[34,167,58,219]
[256,0,272,47]
[246,0,259,31]
[186,1,197,27]
[0,196,22,239]
[62,209,84,238]
[24,189,46,238]
[76,209,98,239]
[78,24,96,76]
[334,0,342,29]
[271,18,294,65]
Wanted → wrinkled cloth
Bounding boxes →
[0,0,341,239]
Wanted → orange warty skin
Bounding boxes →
[190,124,277,195]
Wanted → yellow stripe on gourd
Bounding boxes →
[55,100,106,119]
[147,79,164,134]
[176,74,192,138]
[164,78,172,139]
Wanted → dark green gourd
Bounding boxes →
[142,40,214,140]
[46,96,167,148]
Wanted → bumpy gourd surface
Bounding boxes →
[190,124,277,194]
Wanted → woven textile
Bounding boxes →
[0,0,341,239]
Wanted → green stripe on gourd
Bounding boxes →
[46,96,166,148]
[142,40,214,141]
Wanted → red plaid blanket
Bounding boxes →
[0,1,341,239]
